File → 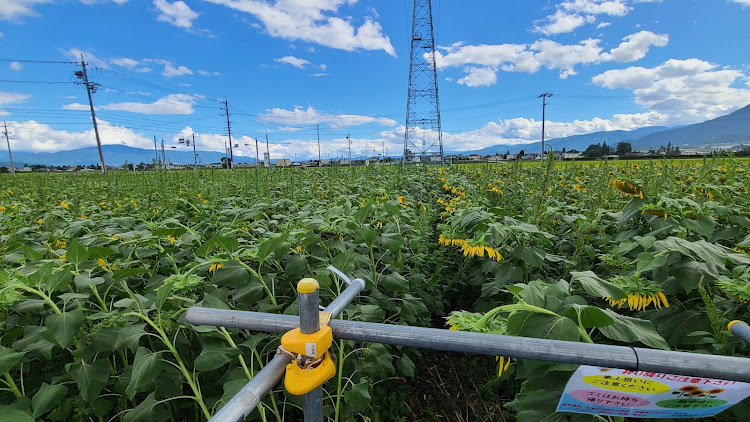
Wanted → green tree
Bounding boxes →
[584,143,604,158]
[616,142,632,155]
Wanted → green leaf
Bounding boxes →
[570,271,626,300]
[74,275,105,289]
[212,260,250,286]
[23,245,43,261]
[114,324,147,351]
[683,215,716,239]
[561,304,613,328]
[0,347,25,373]
[354,226,377,245]
[87,246,114,260]
[32,383,68,418]
[353,203,373,223]
[213,236,240,254]
[194,342,240,372]
[0,408,35,422]
[257,232,289,262]
[45,310,85,347]
[126,348,164,399]
[122,393,167,422]
[636,252,669,273]
[44,268,71,293]
[379,272,409,294]
[507,311,579,342]
[201,292,230,310]
[66,239,89,267]
[396,355,415,377]
[598,309,669,350]
[74,359,109,402]
[343,378,371,410]
[113,268,149,281]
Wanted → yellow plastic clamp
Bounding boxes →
[281,325,333,359]
[284,352,336,396]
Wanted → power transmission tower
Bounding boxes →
[404,0,443,165]
[220,98,234,169]
[2,122,15,176]
[539,92,553,158]
[317,125,322,167]
[74,55,106,174]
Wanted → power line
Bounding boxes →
[0,59,76,64]
[0,80,76,84]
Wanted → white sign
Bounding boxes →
[557,366,750,419]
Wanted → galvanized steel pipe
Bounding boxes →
[185,307,750,383]
[730,320,750,345]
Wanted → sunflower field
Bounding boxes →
[1,155,749,421]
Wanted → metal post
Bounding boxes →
[730,320,750,345]
[79,56,106,174]
[255,138,260,170]
[185,309,750,383]
[266,134,271,170]
[193,269,365,422]
[297,279,324,422]
[153,135,159,170]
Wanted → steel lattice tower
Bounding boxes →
[403,0,443,164]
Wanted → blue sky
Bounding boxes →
[1,0,750,160]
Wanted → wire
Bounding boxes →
[0,59,76,64]
[0,80,76,84]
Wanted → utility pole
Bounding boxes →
[539,92,553,159]
[153,135,159,170]
[265,134,271,170]
[316,124,322,167]
[192,133,197,170]
[75,55,106,174]
[2,122,15,176]
[161,139,166,170]
[347,134,352,167]
[220,98,234,169]
[255,138,260,169]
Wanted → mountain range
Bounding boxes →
[2,104,750,167]
[0,145,257,167]
[463,103,750,156]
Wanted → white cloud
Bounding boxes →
[198,70,210,75]
[111,57,152,73]
[59,48,109,68]
[435,30,668,84]
[63,93,201,115]
[457,67,498,87]
[560,0,631,17]
[319,63,327,71]
[377,110,670,152]
[203,0,395,56]
[153,0,199,29]
[534,10,596,35]
[274,55,311,69]
[602,30,669,62]
[597,22,612,28]
[3,119,153,153]
[310,73,328,77]
[593,58,750,120]
[731,0,750,5]
[145,58,193,77]
[259,106,397,128]
[533,0,659,35]
[9,61,22,71]
[0,92,31,115]
[0,0,51,21]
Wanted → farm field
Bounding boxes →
[1,155,750,421]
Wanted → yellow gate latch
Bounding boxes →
[280,320,336,396]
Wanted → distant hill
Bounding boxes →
[633,104,750,148]
[2,145,257,167]
[462,126,670,156]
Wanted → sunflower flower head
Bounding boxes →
[604,274,668,311]
[612,178,644,199]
